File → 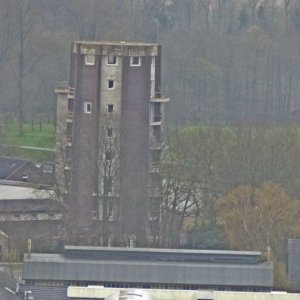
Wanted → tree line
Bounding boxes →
[0,0,300,131]
[160,124,300,289]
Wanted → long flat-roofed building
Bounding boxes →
[22,246,273,292]
[55,41,169,246]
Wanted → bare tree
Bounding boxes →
[0,0,13,75]
[10,0,43,135]
[96,114,120,246]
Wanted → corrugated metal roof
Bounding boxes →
[288,239,300,290]
[23,253,273,287]
[18,285,68,300]
[63,246,263,265]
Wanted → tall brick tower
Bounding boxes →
[55,41,169,246]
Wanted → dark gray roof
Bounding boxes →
[23,253,273,288]
[18,285,68,300]
[0,157,29,180]
[63,246,263,264]
[0,271,21,300]
[288,239,300,290]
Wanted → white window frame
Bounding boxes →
[85,54,95,66]
[107,80,115,90]
[130,56,141,66]
[83,102,92,114]
[107,56,118,65]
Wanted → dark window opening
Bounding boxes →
[84,102,92,114]
[131,56,141,66]
[66,123,72,138]
[107,104,114,113]
[108,56,117,65]
[152,151,160,163]
[42,163,54,174]
[153,125,161,141]
[108,80,114,89]
[104,177,112,194]
[21,174,29,182]
[68,99,74,111]
[153,103,161,122]
[105,151,112,161]
[86,103,91,112]
[107,128,113,137]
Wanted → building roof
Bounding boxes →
[0,271,21,300]
[18,285,68,300]
[73,40,160,57]
[0,157,30,180]
[23,247,273,288]
[288,239,300,290]
[63,245,263,263]
[0,184,51,200]
[0,183,61,212]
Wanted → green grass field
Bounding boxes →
[1,121,55,161]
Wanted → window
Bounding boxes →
[42,163,54,174]
[105,151,112,161]
[107,56,117,65]
[14,214,20,219]
[21,174,29,182]
[85,54,95,65]
[92,210,97,220]
[130,56,141,66]
[107,104,114,113]
[107,80,115,89]
[104,176,112,194]
[84,102,92,113]
[107,127,113,137]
